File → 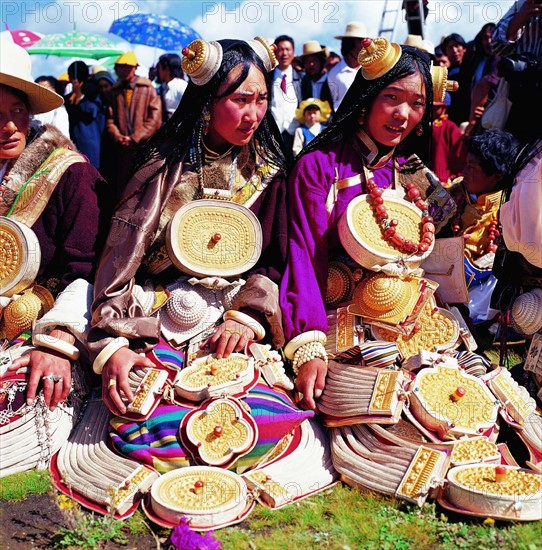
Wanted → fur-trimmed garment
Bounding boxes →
[89,144,288,360]
[1,124,109,294]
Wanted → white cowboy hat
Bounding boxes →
[334,21,367,40]
[0,39,63,114]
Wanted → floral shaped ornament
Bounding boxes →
[182,397,258,466]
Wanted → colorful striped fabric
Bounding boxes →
[336,340,400,368]
[109,383,313,473]
[151,338,185,371]
[455,350,490,377]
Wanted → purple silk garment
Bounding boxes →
[280,135,396,341]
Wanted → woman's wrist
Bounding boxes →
[284,330,327,360]
[223,310,265,341]
[92,337,130,375]
[292,342,328,376]
[32,331,80,361]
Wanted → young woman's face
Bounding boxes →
[206,64,268,151]
[363,71,426,148]
[0,84,30,161]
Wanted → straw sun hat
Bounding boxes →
[295,98,332,124]
[0,39,63,114]
[334,21,367,40]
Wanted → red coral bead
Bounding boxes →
[390,219,398,227]
[370,187,383,198]
[384,227,396,237]
[418,242,429,253]
[423,222,435,234]
[407,188,421,200]
[391,233,406,247]
[375,205,388,218]
[422,215,434,224]
[373,197,384,205]
[487,244,498,253]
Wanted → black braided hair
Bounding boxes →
[299,45,434,164]
[128,39,288,187]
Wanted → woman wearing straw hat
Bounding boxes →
[89,37,289,416]
[0,41,108,475]
[280,37,456,410]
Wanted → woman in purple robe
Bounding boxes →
[280,38,442,410]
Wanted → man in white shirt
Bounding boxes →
[327,21,367,110]
[156,53,188,122]
[270,34,303,155]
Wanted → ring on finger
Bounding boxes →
[43,374,62,384]
[108,378,117,389]
[225,328,243,336]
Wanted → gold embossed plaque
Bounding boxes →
[0,217,41,297]
[166,200,263,277]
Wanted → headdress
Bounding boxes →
[0,40,63,114]
[182,36,277,86]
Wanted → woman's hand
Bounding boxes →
[9,328,75,410]
[203,320,255,359]
[294,358,328,411]
[10,349,71,410]
[101,347,155,416]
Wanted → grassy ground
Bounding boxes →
[1,471,541,549]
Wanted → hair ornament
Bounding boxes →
[357,37,402,80]
[181,39,223,85]
[430,65,459,104]
[247,36,278,72]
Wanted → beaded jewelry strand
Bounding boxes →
[367,179,435,255]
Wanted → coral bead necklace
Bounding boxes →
[367,179,435,255]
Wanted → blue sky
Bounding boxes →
[1,1,515,78]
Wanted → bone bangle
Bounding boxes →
[92,337,129,375]
[223,310,265,341]
[32,333,80,361]
[284,330,327,360]
[292,341,328,376]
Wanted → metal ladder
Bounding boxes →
[377,0,427,41]
[378,0,402,42]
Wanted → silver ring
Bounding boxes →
[43,374,62,384]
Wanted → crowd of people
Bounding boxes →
[1,0,542,533]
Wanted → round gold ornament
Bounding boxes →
[0,217,41,297]
[338,193,433,270]
[166,200,262,278]
[150,466,248,527]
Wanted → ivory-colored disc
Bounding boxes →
[150,466,248,527]
[338,194,433,269]
[166,199,262,277]
[0,217,41,297]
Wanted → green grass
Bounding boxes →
[0,470,51,501]
[1,472,541,549]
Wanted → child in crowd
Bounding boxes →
[292,98,331,157]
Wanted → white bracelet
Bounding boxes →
[32,333,80,361]
[284,330,327,360]
[92,337,129,375]
[292,341,328,376]
[223,310,266,341]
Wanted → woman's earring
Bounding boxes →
[202,108,211,135]
[415,124,424,137]
[357,107,367,126]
